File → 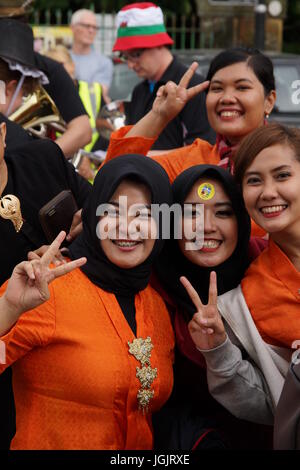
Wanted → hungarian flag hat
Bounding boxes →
[113,2,174,52]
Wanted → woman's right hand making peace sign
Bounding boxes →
[152,62,210,124]
[180,272,227,351]
[3,231,86,318]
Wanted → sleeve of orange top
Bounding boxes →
[0,283,56,374]
[105,126,156,162]
[104,126,196,182]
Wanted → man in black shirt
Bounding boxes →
[0,113,34,150]
[113,2,215,151]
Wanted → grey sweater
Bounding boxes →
[198,285,291,425]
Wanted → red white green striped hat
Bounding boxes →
[113,2,173,52]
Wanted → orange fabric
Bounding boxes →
[241,239,300,348]
[251,218,267,238]
[105,126,220,183]
[0,269,174,450]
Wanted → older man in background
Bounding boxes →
[0,2,92,158]
[70,9,113,100]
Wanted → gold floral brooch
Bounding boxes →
[128,336,157,412]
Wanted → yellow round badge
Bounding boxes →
[197,182,215,201]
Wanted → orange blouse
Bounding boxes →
[105,126,220,183]
[0,269,174,450]
[241,239,300,348]
[105,126,265,238]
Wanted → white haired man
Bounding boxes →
[70,9,113,98]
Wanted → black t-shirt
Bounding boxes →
[34,53,87,123]
[126,56,216,150]
[0,113,35,151]
[0,138,91,449]
[1,138,91,284]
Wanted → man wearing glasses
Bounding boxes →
[71,9,113,100]
[113,2,215,151]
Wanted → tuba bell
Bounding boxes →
[9,85,66,138]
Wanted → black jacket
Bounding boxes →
[126,56,215,150]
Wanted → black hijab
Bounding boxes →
[155,165,251,319]
[69,154,172,297]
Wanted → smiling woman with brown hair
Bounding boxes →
[235,122,300,346]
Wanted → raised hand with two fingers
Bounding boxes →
[180,271,227,351]
[152,62,210,124]
[2,231,87,319]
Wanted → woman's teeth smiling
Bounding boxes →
[112,240,141,247]
[202,240,221,248]
[219,110,242,118]
[260,204,287,214]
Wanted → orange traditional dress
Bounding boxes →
[0,269,174,450]
[241,239,300,348]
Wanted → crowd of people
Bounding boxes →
[0,0,299,452]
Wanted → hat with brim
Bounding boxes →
[0,18,35,68]
[113,2,173,52]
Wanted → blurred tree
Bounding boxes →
[34,0,196,14]
[283,0,300,53]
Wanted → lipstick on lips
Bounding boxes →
[260,204,287,218]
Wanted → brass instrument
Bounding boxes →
[9,86,66,138]
[9,85,102,182]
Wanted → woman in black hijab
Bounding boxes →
[153,165,272,450]
[69,153,173,333]
[155,164,251,318]
[0,154,175,450]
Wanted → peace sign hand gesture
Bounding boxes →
[180,272,227,351]
[152,62,210,124]
[3,231,87,319]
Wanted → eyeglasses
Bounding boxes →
[76,23,99,31]
[119,49,146,62]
